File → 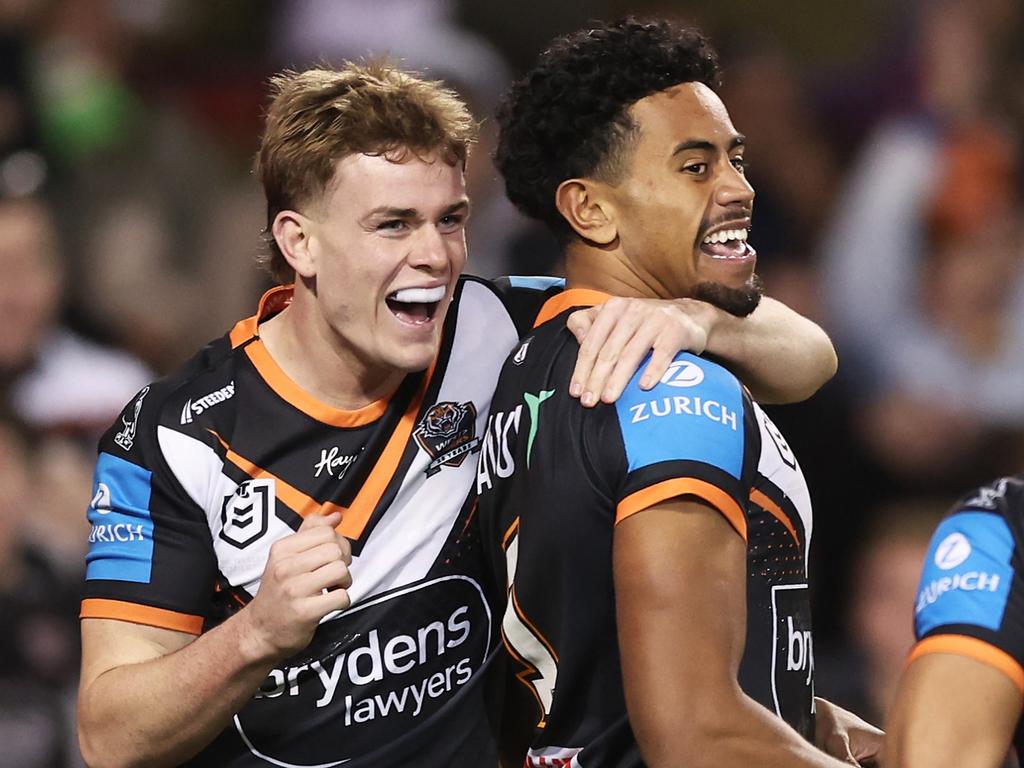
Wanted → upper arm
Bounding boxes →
[887,651,1021,768]
[80,618,195,691]
[614,496,748,763]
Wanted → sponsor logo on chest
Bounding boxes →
[314,446,360,480]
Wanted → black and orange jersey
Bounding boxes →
[477,289,767,766]
[740,402,816,740]
[81,277,557,767]
[908,474,1024,748]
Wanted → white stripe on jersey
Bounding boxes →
[348,282,519,602]
[157,425,294,593]
[752,403,813,571]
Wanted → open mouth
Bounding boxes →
[385,285,446,325]
[699,227,756,261]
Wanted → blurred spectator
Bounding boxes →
[28,0,268,372]
[816,499,943,726]
[0,196,152,442]
[0,415,85,767]
[273,0,548,277]
[821,0,1024,491]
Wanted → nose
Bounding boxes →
[409,224,451,272]
[714,161,755,209]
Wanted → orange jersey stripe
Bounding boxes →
[749,488,800,546]
[909,634,1024,693]
[341,371,431,538]
[616,477,747,541]
[80,598,204,635]
[533,288,612,328]
[209,361,430,540]
[243,339,389,427]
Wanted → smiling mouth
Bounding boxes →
[699,226,756,261]
[385,286,446,325]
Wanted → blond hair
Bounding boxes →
[255,61,476,283]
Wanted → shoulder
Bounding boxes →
[611,352,752,476]
[915,476,1024,637]
[464,274,563,336]
[613,352,747,429]
[97,333,238,462]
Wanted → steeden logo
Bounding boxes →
[934,532,972,570]
[660,360,704,388]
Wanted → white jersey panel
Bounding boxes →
[349,282,520,602]
[752,402,813,569]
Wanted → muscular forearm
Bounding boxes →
[78,612,279,768]
[702,296,837,404]
[634,687,852,768]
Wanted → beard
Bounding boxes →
[693,274,764,317]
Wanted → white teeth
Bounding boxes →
[702,228,748,245]
[389,286,446,303]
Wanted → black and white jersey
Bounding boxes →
[909,474,1024,751]
[477,288,765,766]
[81,277,553,767]
[740,402,816,739]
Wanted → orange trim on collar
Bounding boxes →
[244,339,389,427]
[533,288,612,328]
[229,284,390,428]
[229,285,294,348]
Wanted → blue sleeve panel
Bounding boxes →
[504,276,566,291]
[915,511,1015,636]
[613,352,746,480]
[85,452,156,584]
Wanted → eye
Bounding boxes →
[682,162,708,176]
[438,213,467,233]
[376,219,407,233]
[731,156,749,174]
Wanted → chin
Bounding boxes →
[693,274,764,317]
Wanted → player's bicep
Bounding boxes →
[614,497,748,760]
[887,652,1021,768]
[80,618,195,689]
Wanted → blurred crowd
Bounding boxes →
[0,0,1020,764]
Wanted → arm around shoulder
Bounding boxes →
[701,296,837,404]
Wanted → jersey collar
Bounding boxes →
[533,288,612,328]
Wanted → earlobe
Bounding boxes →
[555,179,617,246]
[272,211,317,279]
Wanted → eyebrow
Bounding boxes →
[366,199,470,219]
[672,135,746,155]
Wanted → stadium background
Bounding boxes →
[0,0,1020,764]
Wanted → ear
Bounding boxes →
[554,179,617,246]
[271,210,317,279]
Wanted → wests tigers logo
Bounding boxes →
[414,401,482,477]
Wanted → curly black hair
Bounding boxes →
[495,18,720,239]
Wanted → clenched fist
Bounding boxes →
[242,511,353,661]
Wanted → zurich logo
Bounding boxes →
[660,360,705,388]
[934,532,972,570]
[90,482,113,515]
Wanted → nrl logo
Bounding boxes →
[219,479,274,549]
[414,401,482,477]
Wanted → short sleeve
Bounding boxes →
[909,510,1024,691]
[607,352,755,538]
[81,386,217,635]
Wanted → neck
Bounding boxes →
[259,295,403,411]
[563,241,674,299]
